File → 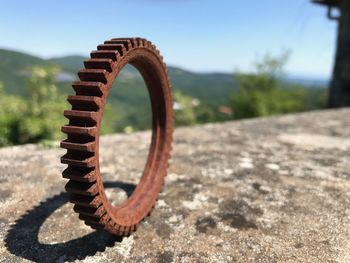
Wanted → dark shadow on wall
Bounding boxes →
[5,181,136,262]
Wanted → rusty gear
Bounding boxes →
[60,38,173,236]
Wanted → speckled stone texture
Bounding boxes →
[0,108,350,263]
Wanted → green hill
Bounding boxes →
[0,48,240,133]
[0,49,237,107]
[0,49,50,95]
[0,48,328,145]
[48,55,86,72]
[48,55,238,106]
[168,67,237,106]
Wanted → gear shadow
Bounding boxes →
[5,181,136,262]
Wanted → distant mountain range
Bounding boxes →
[284,75,329,88]
[0,48,328,107]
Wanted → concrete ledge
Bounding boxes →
[1,108,350,262]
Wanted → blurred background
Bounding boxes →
[0,0,346,147]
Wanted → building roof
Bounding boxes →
[312,0,340,7]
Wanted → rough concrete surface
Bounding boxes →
[0,108,350,263]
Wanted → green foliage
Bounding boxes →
[0,67,67,146]
[100,67,152,133]
[231,52,326,119]
[169,67,237,107]
[0,83,26,146]
[0,49,52,96]
[302,87,328,110]
[194,102,217,123]
[22,67,67,142]
[173,90,197,126]
[173,90,226,126]
[0,50,328,147]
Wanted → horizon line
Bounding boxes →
[0,45,332,80]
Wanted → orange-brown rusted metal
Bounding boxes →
[60,38,173,236]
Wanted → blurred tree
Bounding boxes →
[20,67,67,143]
[0,67,67,146]
[194,103,217,124]
[100,103,116,135]
[0,82,26,146]
[230,52,306,119]
[173,90,197,126]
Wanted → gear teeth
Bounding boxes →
[104,40,132,51]
[97,44,127,55]
[65,181,98,196]
[72,81,105,97]
[124,226,134,236]
[117,225,126,235]
[70,194,102,208]
[84,221,106,231]
[134,38,143,47]
[73,204,106,218]
[60,139,96,152]
[78,69,109,84]
[111,38,138,48]
[79,213,110,226]
[63,166,96,182]
[79,214,103,224]
[144,41,152,49]
[64,110,98,125]
[67,95,103,111]
[137,38,147,47]
[105,223,122,235]
[61,125,97,137]
[91,50,120,61]
[61,37,173,236]
[61,151,95,167]
[84,59,114,73]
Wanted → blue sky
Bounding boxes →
[0,0,337,78]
